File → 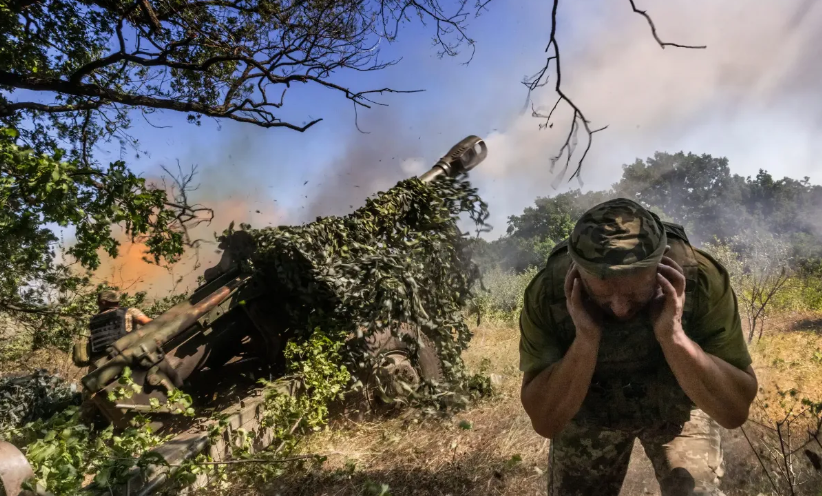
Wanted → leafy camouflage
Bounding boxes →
[548,410,725,496]
[0,370,81,431]
[238,174,489,406]
[568,198,668,278]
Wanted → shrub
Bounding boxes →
[770,276,822,313]
[471,266,539,324]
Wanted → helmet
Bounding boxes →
[98,290,120,304]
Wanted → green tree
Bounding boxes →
[0,0,488,327]
[493,151,822,274]
[476,189,608,272]
[505,189,611,243]
[0,0,487,154]
[613,151,754,243]
[0,130,209,316]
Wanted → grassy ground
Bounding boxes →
[218,312,822,496]
[3,312,820,495]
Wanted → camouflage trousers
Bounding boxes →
[547,409,725,496]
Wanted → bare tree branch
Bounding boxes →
[157,161,215,250]
[628,0,707,50]
[524,0,705,185]
[0,70,325,132]
[741,425,781,494]
[0,99,103,117]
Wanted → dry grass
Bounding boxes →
[2,312,819,495]
[0,346,85,381]
[216,313,822,496]
[748,311,822,418]
[722,311,822,496]
[222,321,549,496]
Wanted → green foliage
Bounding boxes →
[260,329,351,443]
[0,407,168,495]
[504,454,522,470]
[506,189,612,242]
[192,329,352,488]
[703,231,793,342]
[0,370,201,495]
[0,171,490,495]
[479,189,609,273]
[0,277,187,360]
[497,152,822,274]
[1,0,482,155]
[0,133,199,341]
[470,266,539,324]
[471,236,555,273]
[362,480,393,496]
[770,276,822,313]
[614,152,751,242]
[105,366,142,402]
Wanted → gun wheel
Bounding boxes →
[361,325,444,409]
[0,441,34,496]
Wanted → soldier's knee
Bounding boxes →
[659,467,725,496]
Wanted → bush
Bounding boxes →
[770,276,822,313]
[702,231,792,342]
[0,285,189,365]
[471,266,539,324]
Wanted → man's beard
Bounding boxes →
[596,286,662,323]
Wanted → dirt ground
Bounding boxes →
[219,312,822,496]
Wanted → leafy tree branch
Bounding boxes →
[1,0,489,153]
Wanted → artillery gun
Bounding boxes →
[0,136,488,496]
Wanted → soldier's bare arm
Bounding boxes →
[134,313,152,325]
[659,335,757,428]
[653,257,758,429]
[127,308,153,327]
[520,266,601,439]
[521,335,599,438]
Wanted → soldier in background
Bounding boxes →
[519,198,758,496]
[73,290,152,368]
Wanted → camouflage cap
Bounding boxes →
[568,198,667,279]
[98,290,120,304]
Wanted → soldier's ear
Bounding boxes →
[664,245,671,254]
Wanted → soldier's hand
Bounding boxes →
[651,256,687,341]
[564,264,602,346]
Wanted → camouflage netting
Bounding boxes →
[0,370,81,430]
[233,175,489,395]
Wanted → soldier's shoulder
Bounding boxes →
[524,250,571,304]
[126,307,147,317]
[692,247,733,300]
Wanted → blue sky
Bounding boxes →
[98,1,557,221]
[65,0,822,293]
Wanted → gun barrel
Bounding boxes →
[418,136,487,183]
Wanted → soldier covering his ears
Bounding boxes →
[519,198,758,496]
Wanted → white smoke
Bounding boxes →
[469,0,822,234]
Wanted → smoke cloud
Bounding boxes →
[470,0,822,232]
[298,108,429,223]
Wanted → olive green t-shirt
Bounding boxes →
[519,248,752,375]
